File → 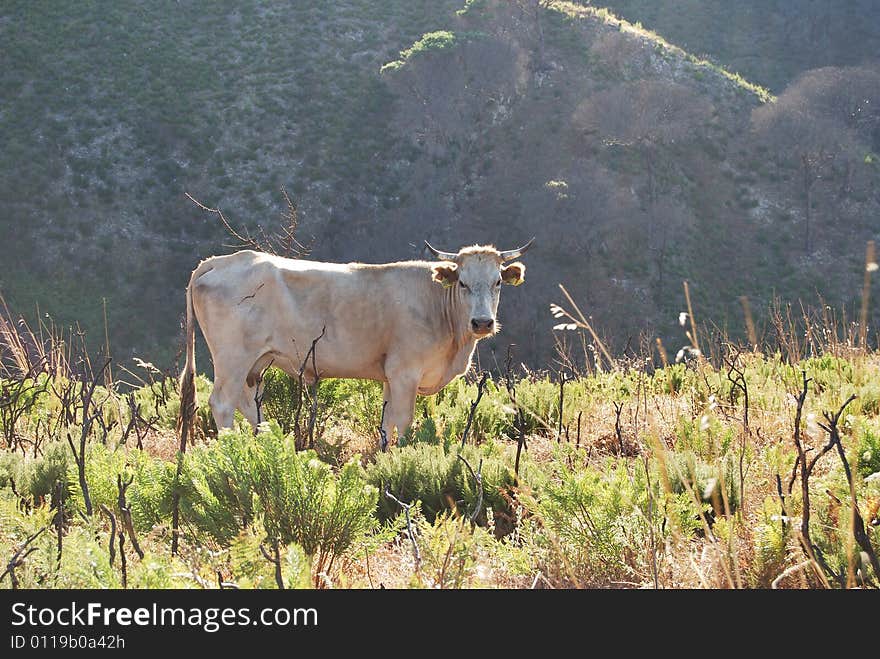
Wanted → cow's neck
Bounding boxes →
[443,284,477,368]
[415,277,479,395]
[441,284,469,350]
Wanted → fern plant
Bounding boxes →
[182,422,379,580]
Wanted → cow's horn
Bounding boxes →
[499,237,535,262]
[424,240,457,261]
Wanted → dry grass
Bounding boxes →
[2,290,879,589]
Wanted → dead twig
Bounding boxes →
[461,371,489,448]
[384,488,421,570]
[0,358,48,452]
[504,346,528,486]
[723,346,751,505]
[293,327,325,450]
[186,193,263,253]
[378,401,389,452]
[117,474,144,560]
[456,454,484,525]
[119,532,127,589]
[791,374,851,587]
[556,370,566,443]
[217,570,239,590]
[771,560,813,589]
[260,540,285,590]
[613,401,624,455]
[775,474,788,536]
[307,328,325,450]
[99,504,117,567]
[550,286,615,370]
[65,358,112,516]
[1,526,47,589]
[185,190,312,259]
[253,358,275,427]
[817,394,880,584]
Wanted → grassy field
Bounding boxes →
[1,300,878,589]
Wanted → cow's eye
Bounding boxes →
[494,278,502,287]
[459,281,469,291]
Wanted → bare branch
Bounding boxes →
[461,371,489,449]
[818,394,879,583]
[119,532,127,589]
[505,345,528,486]
[378,401,389,453]
[556,370,566,443]
[384,489,421,569]
[99,504,117,567]
[456,454,484,525]
[53,480,64,563]
[613,401,624,455]
[217,570,239,590]
[117,474,144,560]
[185,193,262,252]
[259,540,285,590]
[1,526,47,589]
[186,190,312,258]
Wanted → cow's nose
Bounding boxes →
[471,318,494,332]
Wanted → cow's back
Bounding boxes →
[190,251,447,382]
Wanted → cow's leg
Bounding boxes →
[208,382,236,431]
[208,359,254,432]
[239,353,276,432]
[238,383,259,430]
[382,373,419,447]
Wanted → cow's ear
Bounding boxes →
[431,261,459,288]
[501,261,526,286]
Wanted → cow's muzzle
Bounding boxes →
[471,318,494,335]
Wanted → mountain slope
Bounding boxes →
[598,0,880,92]
[1,0,878,372]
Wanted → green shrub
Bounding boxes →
[381,30,486,72]
[366,441,535,524]
[416,510,494,588]
[133,375,213,432]
[71,443,174,531]
[664,449,741,514]
[27,440,70,504]
[855,427,880,478]
[259,367,301,434]
[182,422,378,575]
[750,496,790,587]
[229,521,311,589]
[368,444,454,521]
[0,451,23,490]
[260,369,384,440]
[411,376,555,445]
[537,459,652,584]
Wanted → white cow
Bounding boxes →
[178,239,532,446]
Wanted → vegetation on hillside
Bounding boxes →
[1,1,878,372]
[596,0,880,92]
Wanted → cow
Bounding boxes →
[177,239,532,447]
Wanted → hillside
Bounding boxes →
[599,0,880,92]
[1,0,879,372]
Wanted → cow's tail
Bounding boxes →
[176,265,200,444]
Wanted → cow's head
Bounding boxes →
[426,238,533,338]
